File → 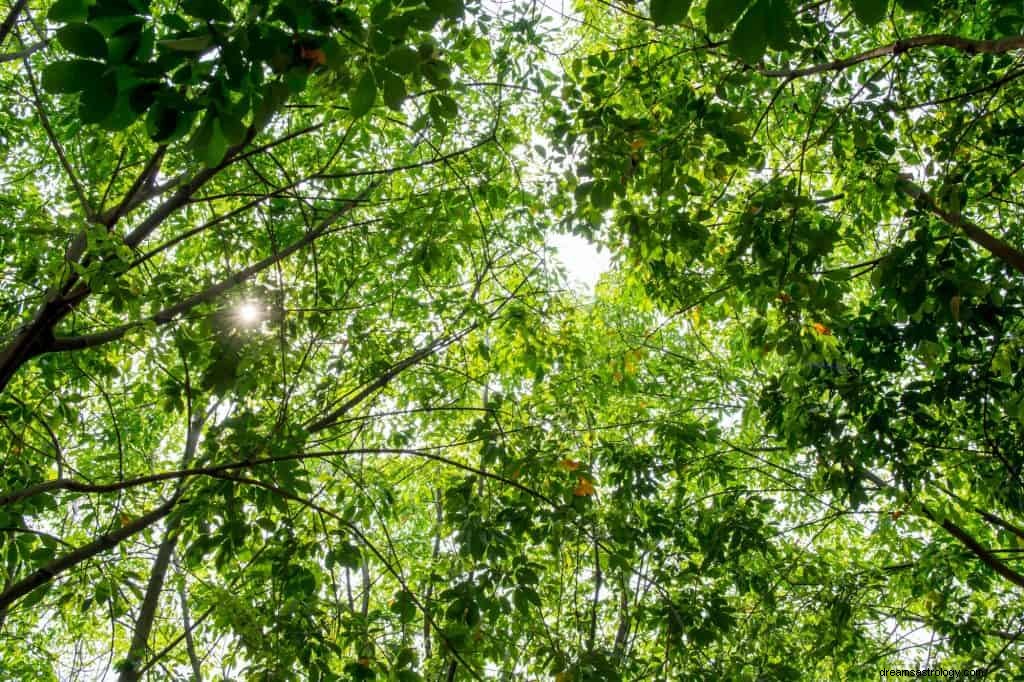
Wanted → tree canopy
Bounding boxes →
[1,0,1023,679]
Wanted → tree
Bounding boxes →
[0,0,1022,680]
[548,0,1024,676]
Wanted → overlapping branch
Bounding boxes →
[762,34,1024,79]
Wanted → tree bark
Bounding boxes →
[119,414,204,682]
[763,34,1024,79]
[0,0,27,48]
[173,554,203,681]
[0,496,179,612]
[897,177,1024,276]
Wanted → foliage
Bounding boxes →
[0,0,1022,680]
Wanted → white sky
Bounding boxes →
[549,231,610,292]
[523,0,611,293]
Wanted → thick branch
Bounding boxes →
[119,414,203,682]
[0,39,46,63]
[863,471,1024,589]
[763,34,1024,79]
[101,147,168,228]
[0,140,251,395]
[49,203,375,354]
[0,0,27,48]
[897,177,1024,276]
[0,446,554,511]
[978,509,1024,542]
[0,496,179,612]
[931,513,1024,589]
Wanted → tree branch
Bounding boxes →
[22,49,94,221]
[49,206,377,354]
[0,0,27,48]
[119,413,204,682]
[0,495,180,612]
[762,34,1024,79]
[897,176,1024,276]
[0,446,557,511]
[863,471,1024,589]
[0,38,46,63]
[305,326,476,432]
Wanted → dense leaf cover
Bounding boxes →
[0,0,1022,679]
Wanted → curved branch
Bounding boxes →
[863,471,1024,589]
[897,176,1024,276]
[0,446,555,510]
[0,0,27,48]
[49,210,379,354]
[762,34,1024,79]
[0,495,180,612]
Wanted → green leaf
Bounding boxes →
[427,0,464,20]
[389,590,418,623]
[158,34,213,52]
[852,0,888,25]
[705,0,753,33]
[200,122,226,165]
[42,59,106,93]
[57,23,108,59]
[350,71,377,118]
[651,0,692,26]
[47,0,90,23]
[591,182,613,210]
[79,72,118,123]
[181,0,233,22]
[145,103,189,142]
[187,113,226,167]
[764,0,792,50]
[332,541,361,569]
[381,71,407,111]
[253,80,289,130]
[421,59,451,88]
[385,46,420,74]
[219,112,247,145]
[729,0,769,64]
[429,93,458,120]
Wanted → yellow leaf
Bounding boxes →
[950,295,961,321]
[629,138,646,151]
[558,458,580,471]
[812,322,831,336]
[299,45,327,67]
[573,477,595,496]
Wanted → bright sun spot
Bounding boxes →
[236,302,262,326]
[549,233,610,293]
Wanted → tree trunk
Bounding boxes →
[119,414,204,682]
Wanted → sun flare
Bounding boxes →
[236,302,262,326]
